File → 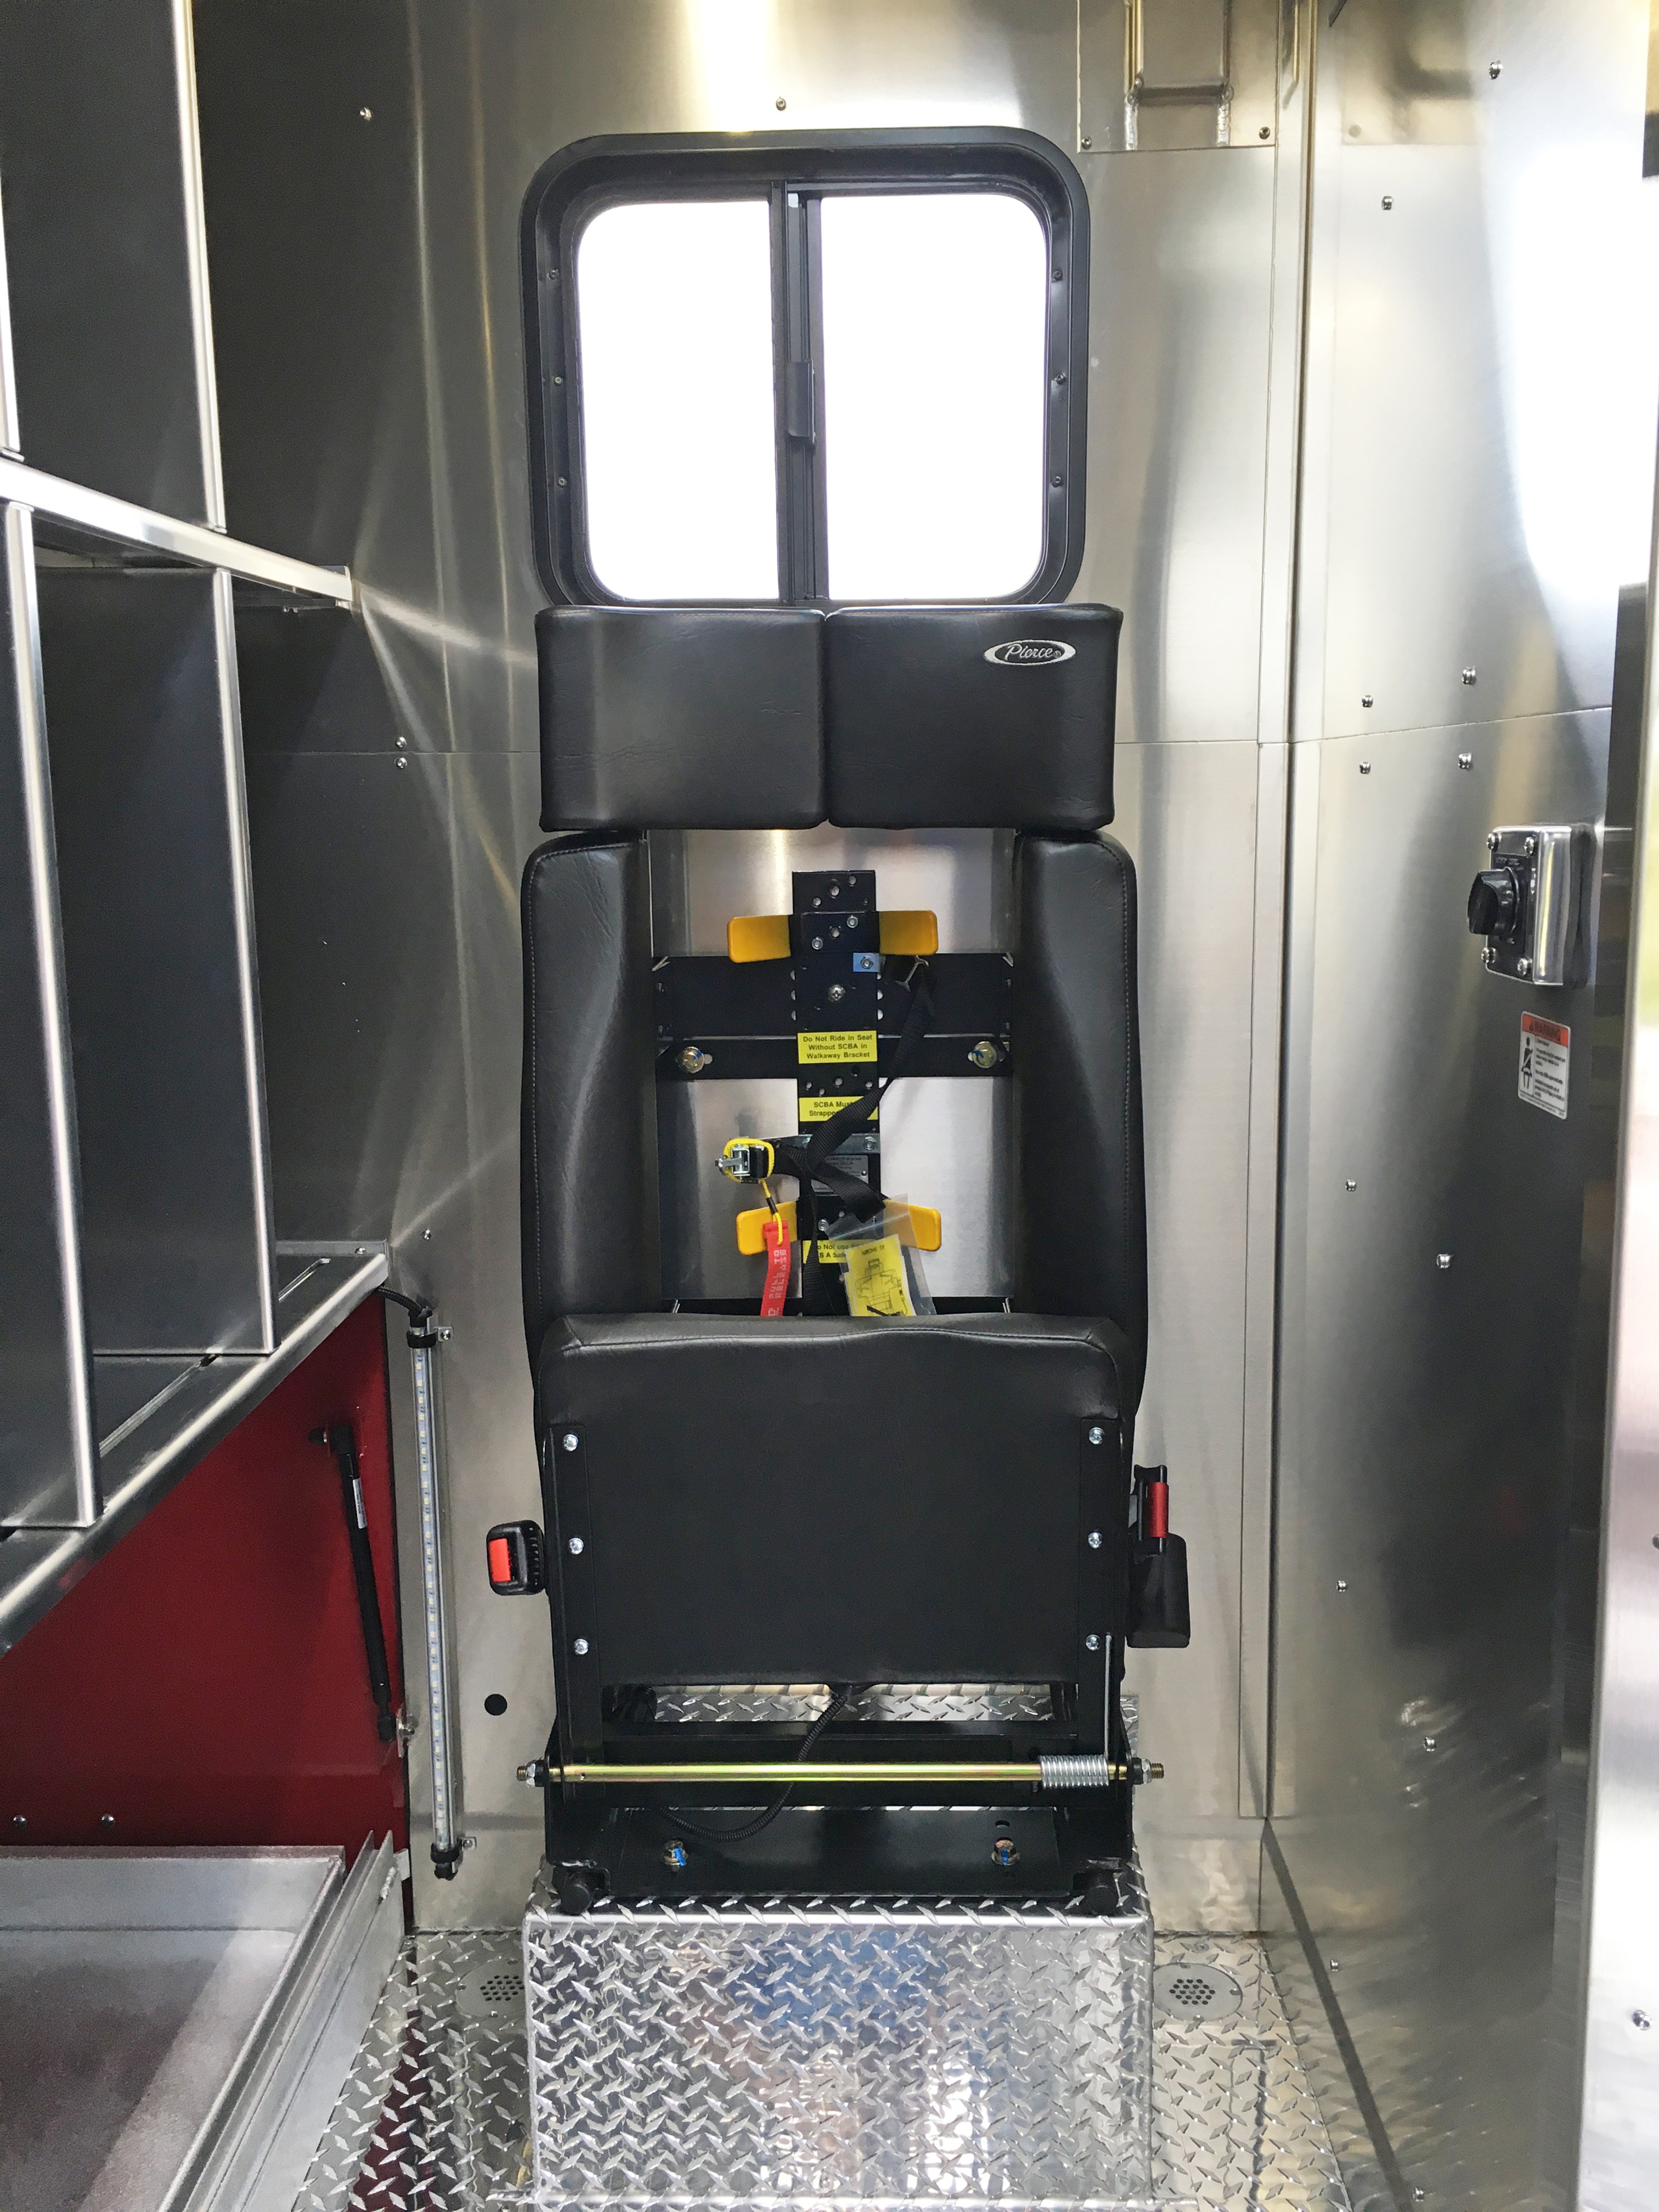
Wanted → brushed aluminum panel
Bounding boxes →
[1305,0,1657,743]
[1078,0,1282,154]
[38,568,276,1356]
[1273,714,1609,2212]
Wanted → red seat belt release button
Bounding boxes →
[761,1212,791,1318]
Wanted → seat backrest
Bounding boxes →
[521,603,1145,1389]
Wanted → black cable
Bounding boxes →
[664,1683,868,1846]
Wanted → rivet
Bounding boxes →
[1457,753,1473,770]
[553,375,563,386]
[1463,668,1477,685]
[1052,266,1063,282]
[1634,2010,1652,2030]
[100,1813,115,1826]
[775,95,787,110]
[1424,1735,1437,1751]
[1050,473,1063,487]
[568,1536,584,1555]
[396,757,408,769]
[1080,134,1094,149]
[1088,1530,1102,1549]
[1085,1634,1101,1652]
[1359,760,1372,774]
[1381,194,1393,210]
[572,1637,589,1656]
[810,936,825,951]
[1489,59,1502,78]
[1087,1425,1104,1445]
[1329,1959,1341,1971]
[1337,1579,1348,1592]
[11,1815,25,1827]
[1436,1253,1453,1271]
[1361,695,1374,710]
[1345,1178,1357,1191]
[396,733,408,748]
[557,476,568,487]
[562,1432,578,1452]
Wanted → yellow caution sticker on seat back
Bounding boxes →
[799,1030,878,1064]
[798,1093,876,1123]
[844,1235,916,1318]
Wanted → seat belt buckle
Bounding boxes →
[487,1520,546,1595]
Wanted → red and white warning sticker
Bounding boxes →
[1519,1011,1570,1120]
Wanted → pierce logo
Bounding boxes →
[983,638,1075,667]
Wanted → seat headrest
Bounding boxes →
[823,605,1118,832]
[537,601,1119,833]
[538,606,825,832]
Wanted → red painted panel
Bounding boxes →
[0,1297,407,1854]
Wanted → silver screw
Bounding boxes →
[1087,1425,1104,1445]
[1483,947,1498,969]
[1359,760,1372,775]
[1436,1253,1453,1270]
[100,1813,115,1826]
[677,1045,712,1074]
[1085,1634,1101,1652]
[1424,1735,1437,1751]
[396,757,408,769]
[1259,125,1271,139]
[568,1536,584,1555]
[1088,1530,1102,1549]
[396,733,408,748]
[775,95,787,109]
[810,935,824,951]
[1463,668,1477,685]
[360,105,373,119]
[1080,134,1093,149]
[1517,957,1532,978]
[1381,194,1393,210]
[1457,753,1473,770]
[664,1841,689,1867]
[1345,1178,1357,1191]
[572,1638,589,1656]
[1523,836,1536,856]
[968,1039,1001,1070]
[557,475,567,487]
[10,1816,24,1828]
[562,1432,578,1452]
[1329,1959,1341,1971]
[1489,59,1502,77]
[828,984,846,1003]
[1361,696,1374,710]
[992,1837,1020,1867]
[1337,1579,1348,1592]
[424,1227,433,1240]
[1634,2010,1652,2030]
[1488,831,1500,848]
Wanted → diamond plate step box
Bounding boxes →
[523,1872,1154,2209]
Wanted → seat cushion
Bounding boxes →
[537,1310,1133,1687]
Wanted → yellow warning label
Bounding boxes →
[804,1239,850,1266]
[798,1029,878,1065]
[798,1093,876,1124]
[844,1235,916,1318]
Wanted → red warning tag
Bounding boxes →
[761,1212,791,1318]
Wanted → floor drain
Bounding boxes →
[1153,1960,1243,2022]
[457,1960,526,2025]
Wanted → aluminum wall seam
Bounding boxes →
[211,567,279,1353]
[171,0,228,531]
[2,499,98,1523]
[0,170,20,457]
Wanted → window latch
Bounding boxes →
[785,360,816,444]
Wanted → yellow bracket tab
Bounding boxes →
[735,1200,941,1256]
[728,914,792,963]
[879,910,939,957]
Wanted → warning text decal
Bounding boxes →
[1519,1011,1570,1121]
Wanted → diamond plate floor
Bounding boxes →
[292,1926,1348,2212]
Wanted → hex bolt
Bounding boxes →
[992,1837,1020,1867]
[568,1536,584,1555]
[1483,947,1498,969]
[572,1638,589,1656]
[664,1840,690,1867]
[968,1039,1001,1069]
[1085,1634,1101,1652]
[562,1432,579,1452]
[1087,1425,1104,1446]
[1436,1253,1453,1271]
[359,105,373,119]
[828,984,847,1004]
[396,757,408,769]
[1088,1530,1102,1549]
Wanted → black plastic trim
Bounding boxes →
[521,129,1091,609]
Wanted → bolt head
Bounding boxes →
[1359,760,1372,775]
[1080,134,1093,149]
[1087,1424,1104,1446]
[100,1813,115,1827]
[568,1536,584,1555]
[1489,59,1502,77]
[1337,1579,1348,1592]
[1381,194,1393,210]
[1050,473,1063,488]
[1436,1253,1453,1271]
[968,1039,1001,1070]
[828,984,846,1003]
[572,1637,589,1656]
[1463,668,1477,685]
[10,1816,24,1828]
[775,95,787,109]
[1259,125,1271,139]
[992,1837,1020,1867]
[1487,831,1500,848]
[1457,753,1473,770]
[1361,696,1374,710]
[664,1841,689,1867]
[1345,1178,1357,1192]
[1424,1735,1437,1751]
[1634,2009,1652,2030]
[1085,1633,1101,1652]
[562,1431,578,1452]
[1517,957,1532,978]
[1329,1959,1341,1971]
[1087,1530,1102,1549]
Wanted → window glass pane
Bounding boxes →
[819,193,1048,601]
[576,200,778,600]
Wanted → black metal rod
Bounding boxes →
[312,1420,397,1744]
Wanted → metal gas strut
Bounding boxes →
[529,1757,1165,1787]
[310,1419,397,1745]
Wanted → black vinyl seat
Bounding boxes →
[518,602,1154,1908]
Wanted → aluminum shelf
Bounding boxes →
[0,1242,389,1654]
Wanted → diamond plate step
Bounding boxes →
[522,1871,1155,2209]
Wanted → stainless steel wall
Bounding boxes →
[198,0,1302,1932]
[1267,2,1658,2205]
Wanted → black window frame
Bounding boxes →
[520,129,1090,609]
